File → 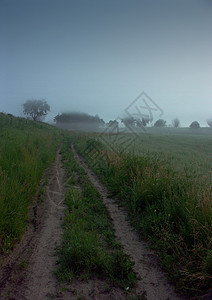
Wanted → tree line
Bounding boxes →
[22,99,212,130]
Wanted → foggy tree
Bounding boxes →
[106,120,119,129]
[189,121,200,128]
[136,117,150,128]
[121,116,136,128]
[54,112,105,131]
[206,118,212,128]
[154,119,166,127]
[23,99,50,121]
[172,118,180,128]
[121,116,150,130]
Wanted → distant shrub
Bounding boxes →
[154,119,166,127]
[54,112,105,131]
[172,118,180,128]
[7,113,14,117]
[189,121,200,128]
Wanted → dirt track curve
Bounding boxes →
[0,145,185,300]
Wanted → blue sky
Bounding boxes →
[1,0,212,125]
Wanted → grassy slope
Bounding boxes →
[0,116,211,296]
[73,131,212,297]
[0,113,64,254]
[0,116,137,294]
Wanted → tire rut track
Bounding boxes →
[71,144,184,300]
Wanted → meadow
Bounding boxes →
[100,128,212,182]
[0,113,64,254]
[0,114,137,296]
[0,113,211,297]
[73,129,212,296]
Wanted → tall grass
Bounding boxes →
[0,113,63,254]
[74,136,212,297]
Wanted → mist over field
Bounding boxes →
[1,0,212,126]
[0,2,212,296]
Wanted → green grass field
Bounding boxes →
[73,130,212,296]
[0,114,211,297]
[0,113,64,254]
[100,129,212,182]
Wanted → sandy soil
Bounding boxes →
[71,145,185,300]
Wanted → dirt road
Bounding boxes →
[0,145,184,299]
